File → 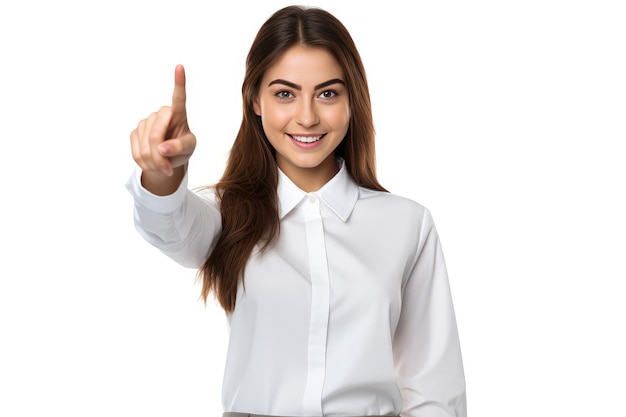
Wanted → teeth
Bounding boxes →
[292,135,322,143]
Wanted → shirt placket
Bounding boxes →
[301,193,330,415]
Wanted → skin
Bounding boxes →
[130,65,195,196]
[131,46,350,195]
[253,45,351,192]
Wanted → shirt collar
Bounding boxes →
[277,158,359,222]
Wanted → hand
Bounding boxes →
[130,65,196,177]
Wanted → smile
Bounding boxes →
[290,134,325,143]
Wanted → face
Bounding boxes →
[253,45,351,192]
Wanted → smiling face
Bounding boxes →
[253,45,351,192]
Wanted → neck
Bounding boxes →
[279,156,339,192]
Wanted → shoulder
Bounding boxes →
[354,187,438,259]
[192,185,219,204]
[358,187,432,221]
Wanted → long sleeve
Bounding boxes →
[125,168,222,268]
[392,209,466,417]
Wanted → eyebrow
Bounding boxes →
[267,78,345,90]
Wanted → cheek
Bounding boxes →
[261,103,292,130]
[324,105,351,131]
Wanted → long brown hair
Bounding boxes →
[198,5,387,312]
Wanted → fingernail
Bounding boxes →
[158,144,170,155]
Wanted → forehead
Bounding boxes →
[262,45,344,85]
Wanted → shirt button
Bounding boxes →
[309,195,317,203]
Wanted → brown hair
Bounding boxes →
[198,5,387,312]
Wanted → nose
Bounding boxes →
[295,99,319,128]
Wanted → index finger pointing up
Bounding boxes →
[171,64,186,112]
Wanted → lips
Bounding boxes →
[289,134,325,143]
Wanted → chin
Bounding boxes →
[295,156,331,169]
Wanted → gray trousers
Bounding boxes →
[224,413,398,417]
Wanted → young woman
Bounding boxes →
[127,5,466,417]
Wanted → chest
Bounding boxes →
[240,206,418,331]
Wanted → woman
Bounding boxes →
[127,5,466,417]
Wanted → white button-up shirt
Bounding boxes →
[126,160,466,417]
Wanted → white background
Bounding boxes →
[1,0,624,416]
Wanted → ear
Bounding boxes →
[253,98,261,116]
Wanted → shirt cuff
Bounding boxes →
[125,167,189,214]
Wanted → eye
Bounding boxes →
[275,90,294,100]
[319,90,338,100]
